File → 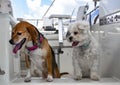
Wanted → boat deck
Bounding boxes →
[1,77,120,85]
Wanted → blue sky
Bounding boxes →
[12,0,29,18]
[11,0,52,18]
[11,0,95,19]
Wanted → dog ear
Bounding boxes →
[26,25,39,45]
[77,21,90,30]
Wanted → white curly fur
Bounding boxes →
[66,21,100,80]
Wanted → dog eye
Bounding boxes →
[17,32,22,35]
[74,32,78,35]
[66,31,71,37]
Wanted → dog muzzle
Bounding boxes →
[12,38,26,54]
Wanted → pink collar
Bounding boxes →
[26,35,43,51]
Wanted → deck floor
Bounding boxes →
[1,77,120,85]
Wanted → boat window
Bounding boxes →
[87,6,99,26]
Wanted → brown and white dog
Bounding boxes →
[9,21,68,82]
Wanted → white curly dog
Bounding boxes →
[66,21,100,80]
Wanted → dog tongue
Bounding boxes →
[13,43,21,54]
[72,41,79,46]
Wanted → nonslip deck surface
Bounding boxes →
[1,77,120,85]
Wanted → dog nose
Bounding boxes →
[9,39,14,45]
[69,37,73,42]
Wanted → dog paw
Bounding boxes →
[90,72,100,81]
[46,75,53,82]
[74,75,82,80]
[24,77,31,82]
[74,73,82,80]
